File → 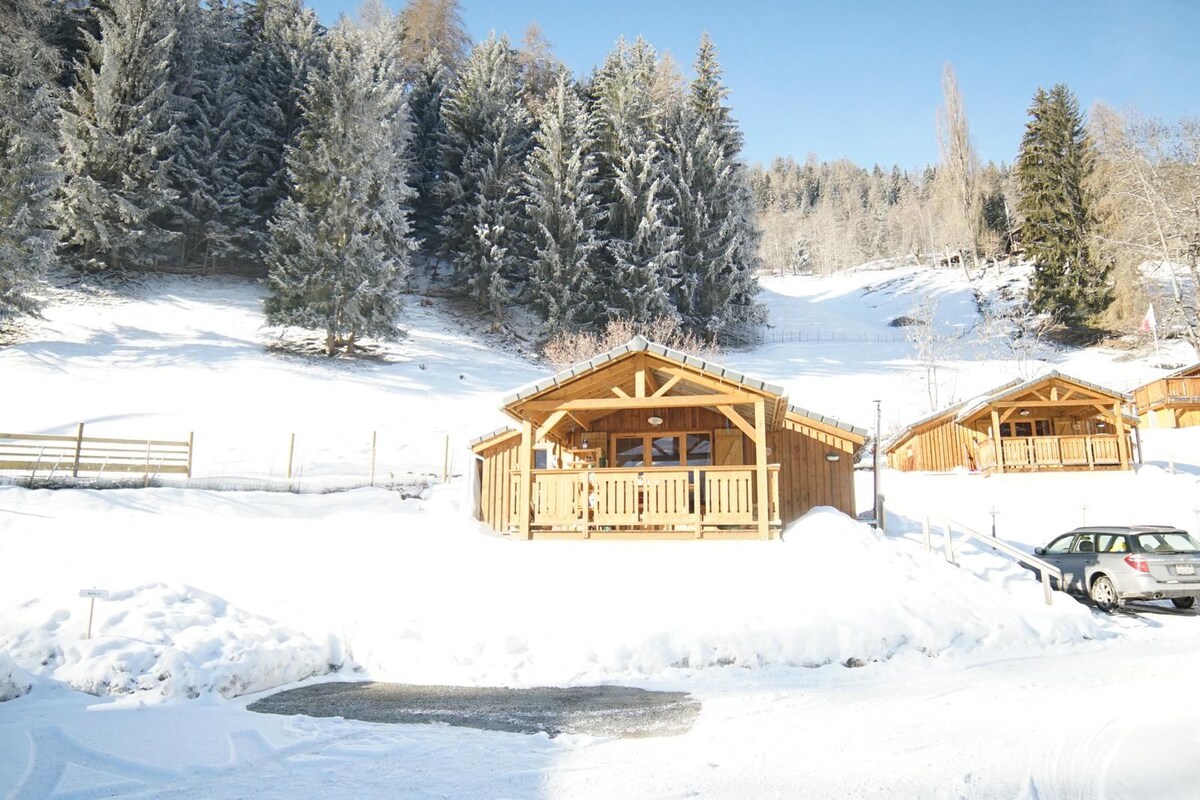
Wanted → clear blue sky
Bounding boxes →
[309,0,1200,169]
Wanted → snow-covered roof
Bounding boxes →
[885,371,1135,453]
[953,370,1132,423]
[501,336,866,439]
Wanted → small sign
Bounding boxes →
[79,589,109,599]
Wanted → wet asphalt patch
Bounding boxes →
[248,681,701,738]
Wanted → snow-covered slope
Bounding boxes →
[2,267,1199,799]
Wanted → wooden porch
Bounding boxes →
[976,433,1133,473]
[516,464,782,539]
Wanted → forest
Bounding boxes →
[2,0,1198,354]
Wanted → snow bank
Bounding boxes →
[0,652,32,701]
[0,584,341,699]
[336,502,1105,686]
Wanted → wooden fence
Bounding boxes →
[0,424,192,479]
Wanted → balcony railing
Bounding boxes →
[976,434,1131,472]
[1142,377,1200,409]
[512,464,781,536]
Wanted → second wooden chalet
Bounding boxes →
[1132,362,1200,429]
[885,371,1139,474]
[470,336,867,540]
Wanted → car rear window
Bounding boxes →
[1134,532,1200,554]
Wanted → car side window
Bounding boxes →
[1071,536,1096,554]
[1100,535,1128,553]
[1044,535,1074,554]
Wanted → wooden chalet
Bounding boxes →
[1132,363,1200,429]
[470,336,866,540]
[884,371,1139,475]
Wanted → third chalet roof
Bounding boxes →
[884,370,1135,451]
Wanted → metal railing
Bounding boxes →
[921,516,1064,606]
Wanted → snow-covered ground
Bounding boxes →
[2,267,1199,799]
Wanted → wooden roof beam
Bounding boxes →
[717,405,757,440]
[651,374,684,397]
[521,391,761,413]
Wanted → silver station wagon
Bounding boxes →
[1032,525,1200,611]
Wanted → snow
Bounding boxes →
[2,267,1200,798]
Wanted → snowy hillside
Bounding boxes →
[3,267,1200,799]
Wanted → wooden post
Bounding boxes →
[754,399,769,539]
[989,410,1004,474]
[442,435,450,483]
[517,420,533,540]
[1112,402,1129,470]
[72,422,84,478]
[692,467,702,539]
[369,431,377,486]
[286,432,295,479]
[143,439,152,486]
[943,521,955,564]
[186,432,194,478]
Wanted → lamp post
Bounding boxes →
[873,400,882,527]
[990,506,998,539]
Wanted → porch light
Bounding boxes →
[648,416,664,427]
[1019,409,1031,416]
[825,452,841,462]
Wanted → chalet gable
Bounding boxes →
[499,336,865,449]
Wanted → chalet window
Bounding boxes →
[612,432,714,467]
[615,436,644,467]
[650,435,681,466]
[534,450,548,470]
[686,433,712,466]
[1000,420,1050,437]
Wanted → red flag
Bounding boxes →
[1139,303,1156,333]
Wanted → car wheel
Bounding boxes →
[1171,597,1196,610]
[1090,576,1120,612]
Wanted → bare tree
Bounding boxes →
[398,0,471,72]
[1091,104,1200,353]
[934,64,981,273]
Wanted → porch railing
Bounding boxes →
[519,464,781,534]
[976,434,1130,472]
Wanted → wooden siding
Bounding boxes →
[886,419,976,472]
[477,433,520,532]
[768,418,856,522]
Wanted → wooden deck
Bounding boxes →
[976,434,1132,473]
[511,464,782,539]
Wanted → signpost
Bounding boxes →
[79,589,108,640]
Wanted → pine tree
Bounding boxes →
[438,35,533,325]
[57,0,179,271]
[407,50,450,258]
[264,15,415,356]
[589,37,678,325]
[1016,84,1110,322]
[0,0,61,319]
[524,71,604,332]
[236,0,324,267]
[166,0,252,272]
[662,33,762,341]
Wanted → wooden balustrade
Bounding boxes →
[523,464,780,535]
[975,434,1130,473]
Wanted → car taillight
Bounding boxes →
[1124,555,1150,573]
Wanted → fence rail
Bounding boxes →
[0,424,192,479]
